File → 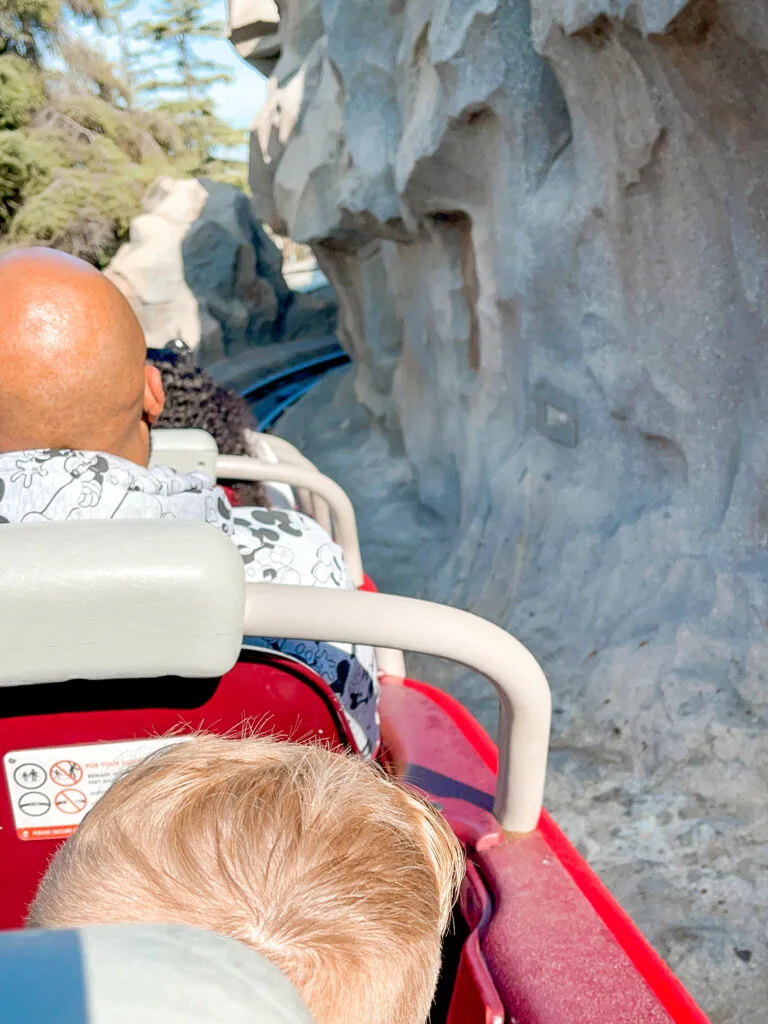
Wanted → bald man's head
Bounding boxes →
[0,248,164,465]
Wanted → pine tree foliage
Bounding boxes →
[109,0,140,107]
[57,35,127,105]
[0,0,105,64]
[136,0,245,177]
[0,52,45,126]
[0,0,248,264]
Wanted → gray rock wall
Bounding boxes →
[231,1,768,1018]
[107,176,335,364]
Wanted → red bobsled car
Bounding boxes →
[0,430,709,1023]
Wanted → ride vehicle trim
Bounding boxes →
[0,484,710,1021]
[149,426,405,678]
[148,428,354,577]
[149,426,336,538]
[0,519,550,834]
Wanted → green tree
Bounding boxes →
[0,0,104,65]
[57,35,128,105]
[0,52,45,128]
[137,0,245,179]
[0,27,176,263]
[107,0,140,108]
[0,0,249,261]
[0,131,32,228]
[139,0,230,97]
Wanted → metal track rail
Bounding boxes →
[241,347,351,429]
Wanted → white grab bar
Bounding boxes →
[217,455,364,587]
[247,433,329,529]
[244,583,552,834]
[150,428,333,536]
[150,433,404,676]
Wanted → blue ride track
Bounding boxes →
[240,343,351,430]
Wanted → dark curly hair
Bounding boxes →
[147,343,268,507]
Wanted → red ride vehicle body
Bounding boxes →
[0,643,709,1024]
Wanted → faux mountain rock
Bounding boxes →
[107,175,334,363]
[230,1,768,1019]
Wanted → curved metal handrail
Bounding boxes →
[216,455,364,587]
[244,432,331,532]
[150,433,404,676]
[0,517,549,831]
[244,583,552,834]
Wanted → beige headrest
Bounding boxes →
[0,520,245,686]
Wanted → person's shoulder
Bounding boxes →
[142,459,217,493]
[232,505,325,538]
[230,506,351,589]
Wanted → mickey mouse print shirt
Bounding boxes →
[0,449,379,756]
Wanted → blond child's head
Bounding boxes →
[28,734,464,1024]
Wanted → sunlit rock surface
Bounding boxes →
[230,1,768,1017]
[107,176,306,362]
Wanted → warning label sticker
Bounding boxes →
[4,736,191,841]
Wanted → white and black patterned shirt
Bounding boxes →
[0,449,379,755]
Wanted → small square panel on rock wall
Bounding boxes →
[533,381,578,448]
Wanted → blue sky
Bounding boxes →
[87,0,268,130]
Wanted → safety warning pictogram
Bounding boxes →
[54,788,87,814]
[18,792,51,817]
[5,736,192,840]
[13,763,45,790]
[50,760,83,786]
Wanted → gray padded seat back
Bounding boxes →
[0,520,245,686]
[0,923,315,1023]
[149,428,219,478]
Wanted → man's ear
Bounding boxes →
[143,364,165,424]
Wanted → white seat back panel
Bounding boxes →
[0,520,245,686]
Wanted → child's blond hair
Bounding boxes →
[28,734,464,1024]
